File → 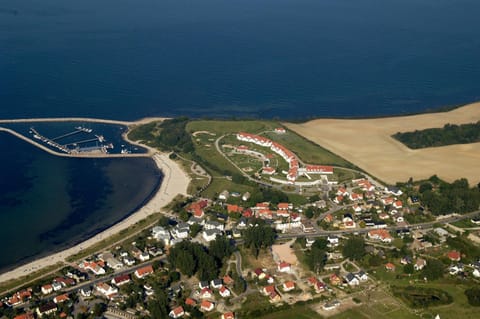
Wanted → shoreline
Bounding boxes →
[0,101,478,283]
[0,139,190,284]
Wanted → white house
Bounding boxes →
[96,283,118,299]
[219,286,231,298]
[204,220,224,231]
[344,273,359,286]
[278,262,291,273]
[202,229,222,242]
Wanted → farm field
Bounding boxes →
[285,102,480,184]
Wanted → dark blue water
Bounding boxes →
[1,0,479,120]
[0,132,161,271]
[1,0,480,270]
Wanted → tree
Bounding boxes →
[148,290,169,318]
[209,236,234,262]
[342,236,366,261]
[465,287,480,306]
[243,224,276,258]
[306,245,327,274]
[421,258,444,281]
[190,223,202,237]
[305,207,315,219]
[403,263,414,274]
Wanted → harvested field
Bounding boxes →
[285,102,480,184]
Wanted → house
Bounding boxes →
[185,298,197,306]
[275,127,286,134]
[401,256,412,265]
[211,279,223,289]
[82,261,105,275]
[447,250,461,261]
[242,192,251,201]
[301,220,315,233]
[324,214,334,223]
[199,281,209,290]
[385,263,396,271]
[278,261,291,273]
[169,306,185,318]
[385,186,403,196]
[336,187,349,196]
[262,285,276,296]
[218,190,230,200]
[14,313,34,319]
[96,282,118,299]
[265,274,275,284]
[53,294,69,304]
[314,281,326,293]
[219,286,231,298]
[200,300,215,312]
[253,268,266,279]
[327,235,339,246]
[221,312,235,319]
[277,202,292,210]
[223,275,234,285]
[349,193,363,201]
[202,229,222,242]
[204,220,225,231]
[393,200,403,209]
[323,300,340,311]
[307,277,318,286]
[41,284,53,295]
[112,274,131,287]
[227,204,243,214]
[100,252,123,270]
[80,288,92,297]
[355,270,368,281]
[306,237,315,248]
[368,229,393,243]
[36,302,57,317]
[473,269,480,278]
[344,273,359,286]
[52,282,62,291]
[334,195,344,204]
[135,265,154,279]
[172,222,190,238]
[200,288,213,299]
[449,264,464,275]
[414,258,427,271]
[54,277,75,287]
[330,274,342,286]
[282,281,295,292]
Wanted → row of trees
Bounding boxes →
[393,121,480,149]
[243,223,276,258]
[418,177,480,215]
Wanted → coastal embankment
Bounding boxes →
[285,102,480,184]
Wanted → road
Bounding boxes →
[278,210,480,239]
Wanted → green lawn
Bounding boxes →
[256,306,324,319]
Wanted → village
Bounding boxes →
[2,124,480,319]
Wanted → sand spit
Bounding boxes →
[285,102,480,185]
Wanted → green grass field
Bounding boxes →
[256,306,323,319]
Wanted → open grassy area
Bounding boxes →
[257,305,324,319]
[263,131,355,168]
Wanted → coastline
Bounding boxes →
[0,125,190,284]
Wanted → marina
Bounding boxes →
[30,126,112,154]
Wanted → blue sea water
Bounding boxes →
[1,0,480,269]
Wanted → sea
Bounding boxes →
[1,0,480,270]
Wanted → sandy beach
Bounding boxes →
[285,102,480,185]
[0,121,190,284]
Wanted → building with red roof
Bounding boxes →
[134,265,154,279]
[169,306,185,318]
[447,250,461,261]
